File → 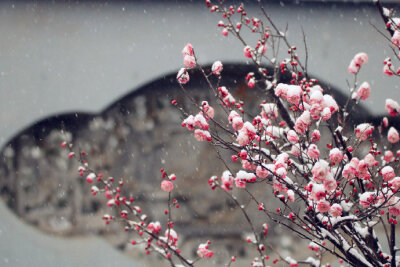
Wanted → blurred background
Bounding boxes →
[0,0,398,266]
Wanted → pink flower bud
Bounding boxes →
[307,144,320,160]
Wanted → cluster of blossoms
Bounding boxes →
[60,1,400,266]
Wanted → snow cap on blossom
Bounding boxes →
[329,148,343,164]
[364,153,378,167]
[197,243,214,258]
[385,98,400,116]
[311,160,330,182]
[211,60,223,75]
[275,83,289,100]
[329,203,343,217]
[194,129,211,142]
[391,177,400,191]
[147,221,162,234]
[161,180,174,192]
[194,113,209,130]
[260,103,278,119]
[356,82,371,100]
[290,144,301,156]
[177,68,190,84]
[243,45,253,58]
[388,127,400,143]
[323,94,339,113]
[287,130,299,143]
[309,183,326,201]
[165,228,178,245]
[382,166,396,181]
[235,170,256,189]
[221,170,234,191]
[359,191,377,208]
[286,85,302,105]
[236,130,250,146]
[355,123,374,141]
[348,52,368,74]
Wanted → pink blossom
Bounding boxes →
[307,144,320,160]
[232,116,244,131]
[388,127,400,143]
[382,166,396,181]
[312,130,321,142]
[324,177,337,192]
[294,110,311,134]
[256,165,269,178]
[247,78,255,88]
[242,160,256,171]
[355,123,374,141]
[353,52,368,66]
[286,85,302,105]
[321,107,332,121]
[183,54,196,68]
[194,113,209,130]
[211,61,223,75]
[383,64,394,76]
[329,148,343,164]
[177,68,190,84]
[316,200,331,213]
[194,129,211,142]
[385,99,400,116]
[202,101,215,119]
[348,60,359,74]
[383,117,389,127]
[197,243,214,258]
[290,144,300,156]
[356,82,370,100]
[385,151,394,163]
[388,203,400,217]
[161,180,174,192]
[309,183,326,201]
[329,204,343,217]
[391,177,400,191]
[287,130,299,143]
[312,160,330,182]
[236,130,250,146]
[364,153,378,167]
